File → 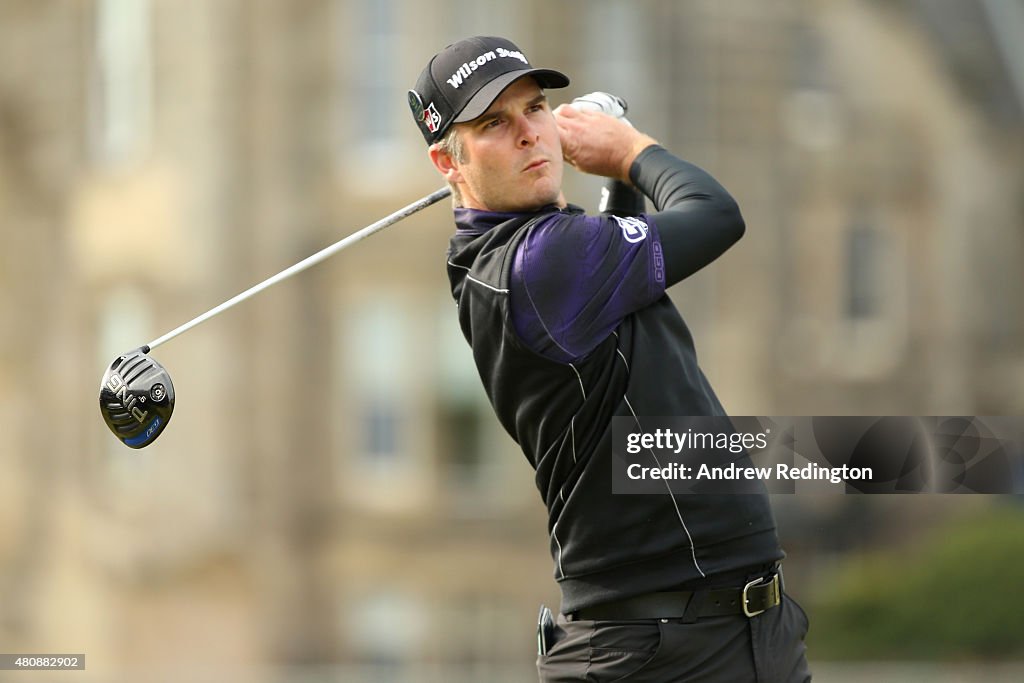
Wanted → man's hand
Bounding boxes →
[553,104,658,184]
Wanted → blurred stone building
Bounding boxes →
[0,0,1021,680]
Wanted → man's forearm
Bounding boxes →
[630,145,746,286]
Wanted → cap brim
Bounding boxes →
[452,68,570,124]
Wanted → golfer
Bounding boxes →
[410,36,811,682]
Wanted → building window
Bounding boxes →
[433,298,533,517]
[359,0,398,142]
[363,399,401,460]
[336,294,429,510]
[90,0,153,167]
[336,0,402,165]
[436,299,490,487]
[343,590,426,678]
[831,208,909,378]
[436,400,484,480]
[845,219,883,320]
[582,2,651,113]
[580,2,652,200]
[341,297,409,466]
[783,21,843,150]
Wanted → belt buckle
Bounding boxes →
[742,573,780,618]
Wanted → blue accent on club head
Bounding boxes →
[125,416,162,447]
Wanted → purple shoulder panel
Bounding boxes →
[510,212,665,363]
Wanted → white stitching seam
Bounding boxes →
[569,363,587,401]
[615,342,706,578]
[464,274,509,294]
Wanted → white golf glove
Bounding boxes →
[569,92,632,127]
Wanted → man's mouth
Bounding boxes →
[524,159,549,172]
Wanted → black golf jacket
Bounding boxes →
[446,146,783,613]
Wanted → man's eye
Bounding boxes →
[483,118,502,129]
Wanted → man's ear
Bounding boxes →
[429,143,463,185]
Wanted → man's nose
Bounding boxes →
[515,116,540,148]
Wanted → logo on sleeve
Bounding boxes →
[612,215,649,243]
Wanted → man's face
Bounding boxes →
[433,77,565,212]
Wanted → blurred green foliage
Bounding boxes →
[808,501,1024,660]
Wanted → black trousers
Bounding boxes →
[536,593,811,682]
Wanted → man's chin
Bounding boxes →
[472,181,564,212]
[521,184,564,211]
[518,196,562,212]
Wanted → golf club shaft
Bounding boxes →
[144,186,452,352]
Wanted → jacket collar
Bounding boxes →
[454,204,584,234]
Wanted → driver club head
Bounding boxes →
[99,347,175,448]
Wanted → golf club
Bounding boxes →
[99,186,452,448]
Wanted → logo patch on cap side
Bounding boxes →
[408,90,426,121]
[423,103,442,133]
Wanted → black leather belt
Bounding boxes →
[569,572,782,622]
